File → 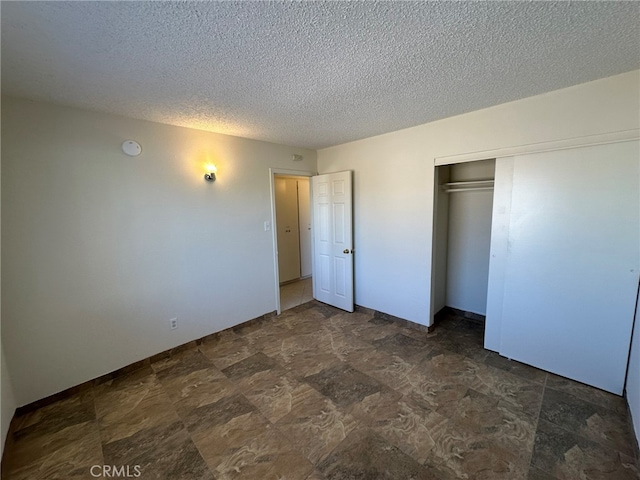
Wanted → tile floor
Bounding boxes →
[280,277,313,311]
[2,303,638,479]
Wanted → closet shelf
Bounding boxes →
[442,179,494,193]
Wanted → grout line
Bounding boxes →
[89,387,108,467]
[528,373,561,480]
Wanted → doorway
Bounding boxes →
[270,168,355,314]
[432,159,496,325]
[269,168,315,313]
[274,174,312,311]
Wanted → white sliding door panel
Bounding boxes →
[499,141,639,394]
[484,158,514,352]
[312,171,354,312]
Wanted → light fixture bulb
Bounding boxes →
[204,163,217,182]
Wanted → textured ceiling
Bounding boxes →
[2,1,639,149]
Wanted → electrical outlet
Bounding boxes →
[169,318,178,330]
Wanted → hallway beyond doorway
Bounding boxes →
[280,277,313,311]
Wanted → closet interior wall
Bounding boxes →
[433,159,496,320]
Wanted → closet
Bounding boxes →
[274,176,311,283]
[432,141,639,395]
[433,159,496,318]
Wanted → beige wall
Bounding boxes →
[317,70,640,325]
[1,347,16,455]
[1,97,316,406]
[1,121,17,453]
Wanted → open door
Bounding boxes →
[312,171,354,312]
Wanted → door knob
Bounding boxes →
[343,249,350,254]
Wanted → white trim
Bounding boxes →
[434,129,640,166]
[269,168,317,315]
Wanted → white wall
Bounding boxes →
[1,96,316,406]
[445,160,494,315]
[317,70,640,326]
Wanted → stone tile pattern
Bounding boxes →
[2,304,638,479]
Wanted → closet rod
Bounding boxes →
[443,186,494,193]
[442,180,494,187]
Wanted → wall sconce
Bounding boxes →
[204,164,217,182]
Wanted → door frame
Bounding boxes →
[269,168,317,314]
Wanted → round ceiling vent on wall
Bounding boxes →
[121,140,142,156]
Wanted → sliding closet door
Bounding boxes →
[498,141,639,394]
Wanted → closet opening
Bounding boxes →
[432,159,496,330]
[274,174,313,311]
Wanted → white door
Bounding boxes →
[496,141,639,394]
[312,171,354,312]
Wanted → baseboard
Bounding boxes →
[356,305,435,334]
[439,306,486,323]
[13,309,277,418]
[279,276,311,286]
[12,302,440,418]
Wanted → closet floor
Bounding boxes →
[2,304,637,479]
